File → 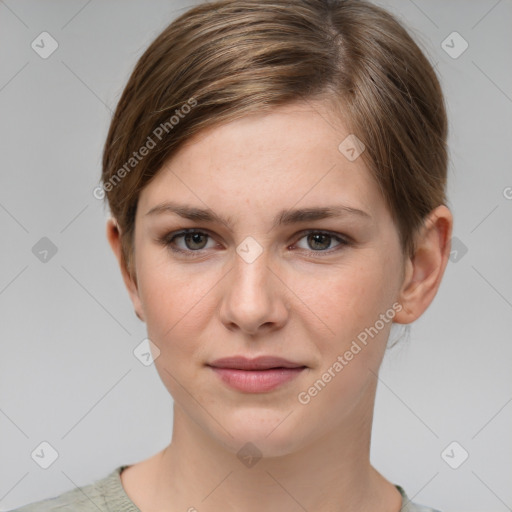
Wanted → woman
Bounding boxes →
[12,0,452,510]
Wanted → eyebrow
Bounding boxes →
[145,201,371,229]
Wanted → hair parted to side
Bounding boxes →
[101,0,448,280]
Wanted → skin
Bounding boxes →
[106,99,452,512]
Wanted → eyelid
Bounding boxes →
[158,228,219,255]
[293,228,351,244]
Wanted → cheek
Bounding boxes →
[295,252,399,336]
[135,247,221,357]
[295,250,403,391]
[293,257,399,419]
[138,261,215,397]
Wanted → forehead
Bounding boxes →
[137,99,384,222]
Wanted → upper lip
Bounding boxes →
[207,356,307,370]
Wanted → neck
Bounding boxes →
[135,381,401,512]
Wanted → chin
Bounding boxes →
[210,408,310,459]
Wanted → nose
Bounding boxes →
[219,248,289,336]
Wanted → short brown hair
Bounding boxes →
[101,0,448,278]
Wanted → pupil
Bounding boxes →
[186,233,207,249]
[309,233,330,250]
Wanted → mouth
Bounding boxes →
[206,356,307,393]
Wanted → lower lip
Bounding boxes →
[209,366,306,393]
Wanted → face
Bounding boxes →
[125,100,408,455]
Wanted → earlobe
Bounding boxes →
[106,218,146,323]
[394,205,453,325]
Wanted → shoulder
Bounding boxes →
[7,467,133,512]
[396,485,442,512]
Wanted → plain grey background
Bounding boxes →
[1,1,511,511]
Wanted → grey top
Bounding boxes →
[9,466,441,512]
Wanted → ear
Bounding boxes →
[394,205,453,324]
[106,218,145,322]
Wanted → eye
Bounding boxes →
[159,229,217,255]
[293,230,349,254]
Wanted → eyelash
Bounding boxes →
[157,228,351,258]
